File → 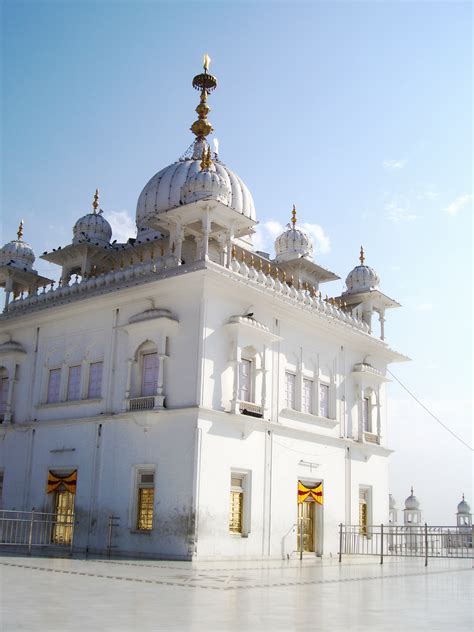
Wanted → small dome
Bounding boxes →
[344,246,380,294]
[389,494,397,510]
[0,230,35,271]
[181,163,231,206]
[73,211,112,247]
[405,488,420,510]
[274,206,313,263]
[136,141,256,230]
[457,496,471,515]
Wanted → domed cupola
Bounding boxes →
[344,246,380,294]
[404,487,420,511]
[274,206,313,263]
[180,147,231,206]
[72,189,112,247]
[135,55,256,232]
[0,220,36,271]
[457,494,471,515]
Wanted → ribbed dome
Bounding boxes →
[457,496,471,515]
[0,238,35,271]
[405,489,420,510]
[180,165,231,206]
[136,144,256,230]
[345,265,380,294]
[73,212,112,247]
[344,246,380,294]
[274,224,313,263]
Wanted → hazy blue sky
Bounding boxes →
[1,0,472,522]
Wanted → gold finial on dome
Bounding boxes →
[17,219,24,241]
[92,188,100,213]
[200,146,212,170]
[291,204,297,226]
[359,245,365,265]
[191,54,218,140]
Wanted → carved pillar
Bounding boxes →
[201,211,211,261]
[175,225,184,262]
[125,358,133,400]
[230,343,241,414]
[156,354,166,408]
[355,386,364,441]
[379,310,386,340]
[376,389,382,443]
[3,365,17,423]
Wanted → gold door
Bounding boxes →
[52,489,75,544]
[297,501,315,552]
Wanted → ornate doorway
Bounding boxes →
[297,500,315,552]
[52,489,75,544]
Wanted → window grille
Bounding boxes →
[362,397,371,432]
[136,471,155,531]
[285,372,296,409]
[302,378,313,414]
[47,369,61,404]
[0,377,8,413]
[87,361,103,399]
[229,475,244,534]
[141,353,158,397]
[238,358,253,402]
[319,383,329,417]
[67,366,82,401]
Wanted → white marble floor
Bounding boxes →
[0,554,472,631]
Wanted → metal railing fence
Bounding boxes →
[339,523,473,566]
[0,509,75,554]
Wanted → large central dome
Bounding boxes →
[136,141,256,231]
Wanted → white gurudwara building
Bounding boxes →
[0,59,409,560]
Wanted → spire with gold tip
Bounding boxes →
[291,204,297,226]
[17,219,24,241]
[359,245,365,265]
[92,188,100,214]
[191,54,218,141]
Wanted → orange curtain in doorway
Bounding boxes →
[47,470,77,494]
[298,481,323,504]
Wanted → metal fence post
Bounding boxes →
[380,524,384,565]
[339,523,343,563]
[424,523,428,567]
[27,509,35,555]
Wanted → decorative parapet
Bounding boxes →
[2,255,180,317]
[1,250,372,338]
[227,257,370,335]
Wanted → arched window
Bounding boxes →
[128,340,163,411]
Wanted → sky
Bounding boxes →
[1,0,472,523]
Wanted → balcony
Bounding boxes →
[128,396,156,412]
[239,401,263,418]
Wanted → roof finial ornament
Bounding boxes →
[291,204,297,226]
[411,486,414,496]
[17,219,24,241]
[200,146,213,171]
[359,245,365,265]
[92,188,100,214]
[191,54,217,140]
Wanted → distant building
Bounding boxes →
[0,59,409,559]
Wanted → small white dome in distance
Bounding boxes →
[457,495,471,515]
[405,487,420,510]
[274,205,313,263]
[72,189,112,247]
[344,246,380,294]
[180,147,231,206]
[0,220,36,271]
